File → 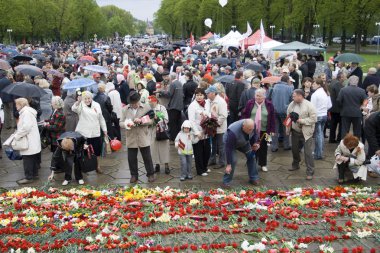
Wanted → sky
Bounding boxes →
[96,0,162,21]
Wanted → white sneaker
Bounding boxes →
[262,166,268,172]
[78,179,85,185]
[201,173,208,176]
[62,180,69,186]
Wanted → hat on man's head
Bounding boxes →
[162,71,170,76]
[205,85,218,94]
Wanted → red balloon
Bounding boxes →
[110,139,122,151]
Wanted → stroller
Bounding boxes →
[48,131,86,181]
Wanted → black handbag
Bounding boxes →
[40,127,51,149]
[80,145,98,173]
[156,120,170,141]
[5,147,22,160]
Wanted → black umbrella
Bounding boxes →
[215,75,235,83]
[210,57,231,65]
[33,54,46,62]
[156,46,174,55]
[13,55,33,61]
[1,82,47,98]
[192,45,204,51]
[43,50,55,56]
[14,64,43,76]
[244,62,264,72]
[172,41,186,47]
[299,48,322,56]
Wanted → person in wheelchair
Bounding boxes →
[49,131,86,186]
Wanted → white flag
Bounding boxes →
[259,19,265,52]
[241,21,252,40]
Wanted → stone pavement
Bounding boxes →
[0,128,379,189]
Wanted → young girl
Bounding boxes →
[175,120,197,181]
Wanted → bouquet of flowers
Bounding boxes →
[200,115,220,137]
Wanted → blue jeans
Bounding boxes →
[314,115,327,159]
[180,154,192,178]
[271,113,290,151]
[223,144,258,184]
[209,133,226,166]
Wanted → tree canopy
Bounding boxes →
[0,0,144,44]
[154,0,380,52]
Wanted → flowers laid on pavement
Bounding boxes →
[0,185,379,252]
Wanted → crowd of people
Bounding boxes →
[0,40,379,187]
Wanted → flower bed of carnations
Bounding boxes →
[0,185,379,253]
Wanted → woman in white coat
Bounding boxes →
[188,88,211,176]
[14,98,41,184]
[148,95,170,174]
[72,91,107,175]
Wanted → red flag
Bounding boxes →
[190,33,195,47]
[178,139,186,150]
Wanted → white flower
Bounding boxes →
[110,234,120,241]
[69,200,79,209]
[241,240,266,252]
[298,243,308,249]
[283,241,294,249]
[261,237,267,243]
[319,244,334,253]
[189,199,200,205]
[86,236,94,243]
[95,234,106,243]
[27,248,36,253]
[357,229,372,238]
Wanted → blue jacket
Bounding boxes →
[271,82,293,114]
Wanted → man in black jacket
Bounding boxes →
[307,56,316,78]
[364,112,380,159]
[225,71,245,124]
[348,62,363,87]
[328,72,346,143]
[337,75,367,138]
[289,63,300,89]
[361,67,380,91]
[299,58,308,81]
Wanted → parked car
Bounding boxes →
[371,36,380,45]
[313,42,328,48]
[332,37,342,44]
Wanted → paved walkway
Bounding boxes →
[1,128,379,189]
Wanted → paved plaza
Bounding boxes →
[0,128,379,189]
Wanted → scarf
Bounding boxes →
[254,101,262,135]
[197,100,205,108]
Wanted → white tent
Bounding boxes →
[217,30,242,46]
[248,40,284,58]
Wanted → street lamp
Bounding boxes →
[7,29,12,44]
[270,25,275,38]
[313,24,320,43]
[376,22,380,55]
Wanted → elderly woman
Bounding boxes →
[137,80,149,105]
[188,88,211,176]
[242,88,275,172]
[72,91,107,174]
[37,78,53,121]
[14,98,41,184]
[334,133,366,184]
[148,95,170,174]
[43,96,66,152]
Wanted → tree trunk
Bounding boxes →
[322,19,326,42]
[354,31,360,54]
[361,28,367,47]
[341,27,346,52]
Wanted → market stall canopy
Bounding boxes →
[270,41,325,51]
[241,30,273,47]
[217,30,242,46]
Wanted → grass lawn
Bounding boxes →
[326,52,379,73]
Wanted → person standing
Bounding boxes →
[183,72,198,113]
[364,112,380,159]
[158,73,184,142]
[289,63,300,90]
[307,55,316,78]
[239,78,260,112]
[222,119,260,187]
[337,76,367,138]
[270,76,294,152]
[311,79,332,160]
[361,67,380,91]
[287,89,317,180]
[120,92,155,183]
[63,89,79,132]
[242,88,275,172]
[44,96,66,153]
[148,95,170,174]
[328,72,346,143]
[14,98,41,184]
[94,83,114,139]
[72,91,107,174]
[205,85,228,169]
[188,88,210,176]
[225,71,245,124]
[175,120,196,181]
[0,70,15,129]
[36,79,53,121]
[348,62,363,87]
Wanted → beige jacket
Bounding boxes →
[120,103,152,148]
[287,99,317,140]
